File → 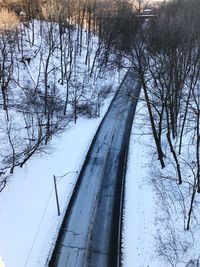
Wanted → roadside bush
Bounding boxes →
[76,102,96,118]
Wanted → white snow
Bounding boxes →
[0,18,126,267]
[123,96,200,266]
[1,15,199,267]
[122,100,163,267]
[0,96,115,267]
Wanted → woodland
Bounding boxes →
[0,0,200,259]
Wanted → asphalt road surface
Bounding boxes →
[49,70,140,267]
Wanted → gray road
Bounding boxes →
[49,70,140,267]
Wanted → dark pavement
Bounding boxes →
[49,70,140,267]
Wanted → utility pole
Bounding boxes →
[97,93,100,117]
[53,175,60,216]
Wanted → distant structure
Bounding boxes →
[139,7,156,18]
[136,0,168,19]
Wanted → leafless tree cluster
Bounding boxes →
[123,0,200,264]
[2,0,198,238]
[99,0,200,230]
[134,0,200,230]
[0,0,123,191]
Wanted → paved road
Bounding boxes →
[49,70,140,267]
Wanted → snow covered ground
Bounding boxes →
[122,100,161,267]
[0,94,118,267]
[0,16,126,266]
[0,18,125,186]
[1,18,200,267]
[0,18,127,267]
[123,97,200,267]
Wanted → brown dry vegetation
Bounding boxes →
[0,8,19,33]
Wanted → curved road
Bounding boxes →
[49,70,140,267]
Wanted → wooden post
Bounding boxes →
[53,175,60,216]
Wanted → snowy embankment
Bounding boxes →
[123,96,200,266]
[0,96,116,267]
[122,99,161,267]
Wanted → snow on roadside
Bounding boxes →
[0,95,115,267]
[123,96,200,266]
[122,100,168,267]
